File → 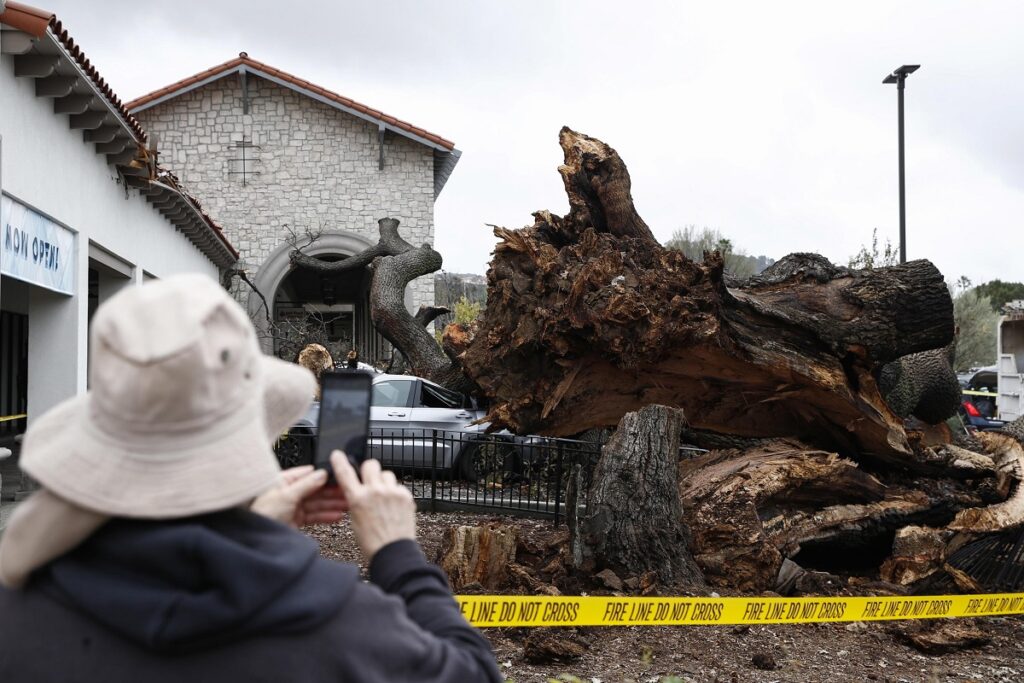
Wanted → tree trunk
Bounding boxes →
[570,405,704,587]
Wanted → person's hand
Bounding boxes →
[250,465,348,528]
[331,451,416,562]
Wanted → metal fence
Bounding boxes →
[275,428,708,523]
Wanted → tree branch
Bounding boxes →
[288,217,416,274]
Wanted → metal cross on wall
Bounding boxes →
[228,135,261,186]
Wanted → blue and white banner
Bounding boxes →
[1,194,76,295]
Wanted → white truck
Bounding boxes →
[997,301,1024,422]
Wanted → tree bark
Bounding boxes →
[570,405,704,586]
[367,224,471,392]
[879,341,961,425]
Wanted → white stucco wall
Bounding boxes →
[0,52,222,419]
[133,74,436,311]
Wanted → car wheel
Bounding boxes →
[275,427,315,469]
[457,438,521,484]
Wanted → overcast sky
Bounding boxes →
[40,0,1024,284]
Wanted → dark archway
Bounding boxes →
[249,231,411,364]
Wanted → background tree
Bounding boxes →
[974,279,1024,313]
[848,228,898,269]
[434,272,487,330]
[452,295,482,325]
[952,282,1000,370]
[664,225,773,277]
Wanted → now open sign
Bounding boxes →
[1,194,76,295]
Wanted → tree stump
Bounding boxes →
[570,405,703,586]
[437,524,518,591]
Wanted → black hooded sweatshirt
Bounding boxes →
[0,509,503,682]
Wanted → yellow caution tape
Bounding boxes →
[456,593,1024,627]
[0,413,26,424]
[963,390,999,398]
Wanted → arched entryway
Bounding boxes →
[249,231,408,364]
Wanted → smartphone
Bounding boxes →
[316,371,372,479]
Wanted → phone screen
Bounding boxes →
[316,371,372,477]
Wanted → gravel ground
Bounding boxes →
[308,512,1024,683]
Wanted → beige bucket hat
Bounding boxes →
[18,273,315,519]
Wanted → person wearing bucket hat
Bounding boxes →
[0,274,502,683]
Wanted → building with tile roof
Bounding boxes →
[128,53,461,362]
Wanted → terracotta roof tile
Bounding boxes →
[125,53,455,150]
[46,18,147,140]
[0,0,51,36]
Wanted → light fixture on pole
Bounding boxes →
[882,64,920,264]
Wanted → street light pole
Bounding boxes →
[883,65,920,264]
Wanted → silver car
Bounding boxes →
[279,373,547,479]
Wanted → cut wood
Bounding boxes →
[676,440,992,591]
[947,431,1024,533]
[879,526,952,586]
[437,524,518,591]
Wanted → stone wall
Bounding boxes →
[134,75,436,312]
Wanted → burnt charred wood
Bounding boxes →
[570,405,704,586]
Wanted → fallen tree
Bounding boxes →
[281,126,1023,592]
[458,128,1023,591]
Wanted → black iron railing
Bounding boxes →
[275,428,708,523]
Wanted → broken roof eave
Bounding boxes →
[129,63,454,154]
[140,178,238,268]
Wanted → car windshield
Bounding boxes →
[372,380,414,407]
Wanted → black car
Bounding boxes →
[959,366,1005,431]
